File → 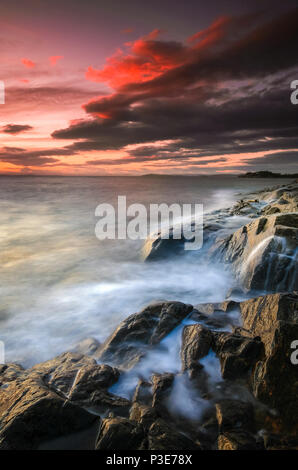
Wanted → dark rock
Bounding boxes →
[69,337,101,357]
[151,373,174,411]
[0,363,24,384]
[217,431,258,450]
[215,399,255,432]
[212,331,264,380]
[181,324,213,374]
[0,374,96,450]
[239,292,298,432]
[262,432,298,450]
[30,352,130,415]
[210,213,298,292]
[95,417,145,450]
[147,418,200,450]
[132,379,152,406]
[97,301,193,369]
[129,402,158,429]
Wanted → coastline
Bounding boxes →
[0,180,297,450]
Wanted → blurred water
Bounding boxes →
[0,175,289,366]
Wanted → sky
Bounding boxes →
[0,0,298,175]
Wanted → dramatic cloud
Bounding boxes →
[21,58,36,68]
[244,151,298,166]
[0,146,75,167]
[1,124,33,134]
[51,7,298,173]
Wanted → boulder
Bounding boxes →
[97,301,193,369]
[217,431,258,450]
[69,337,101,357]
[129,402,158,430]
[181,324,213,374]
[215,399,255,432]
[190,301,240,329]
[239,292,298,431]
[147,418,200,450]
[0,374,96,450]
[212,331,264,380]
[210,213,298,292]
[30,352,130,415]
[95,417,145,450]
[151,373,174,412]
[132,379,152,406]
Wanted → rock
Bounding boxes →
[97,301,193,369]
[95,417,145,450]
[147,419,200,450]
[230,200,260,217]
[129,402,158,429]
[142,214,229,262]
[30,352,130,415]
[217,431,258,450]
[69,337,101,357]
[142,228,186,261]
[0,374,96,450]
[260,185,298,215]
[215,399,255,432]
[212,331,264,380]
[239,292,298,432]
[132,379,152,405]
[262,432,298,450]
[190,301,240,329]
[181,324,213,374]
[151,373,174,412]
[0,363,24,383]
[210,213,298,292]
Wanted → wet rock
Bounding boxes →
[129,402,158,429]
[151,373,174,412]
[69,337,101,357]
[30,352,130,415]
[190,301,240,329]
[262,432,298,450]
[97,301,193,369]
[0,363,24,384]
[210,213,298,292]
[239,292,298,431]
[95,417,145,450]
[230,200,260,217]
[147,418,200,450]
[132,379,152,406]
[0,374,96,450]
[212,331,264,380]
[181,324,213,374]
[215,399,255,432]
[217,431,258,450]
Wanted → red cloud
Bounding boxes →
[21,58,36,68]
[85,30,185,89]
[49,55,64,66]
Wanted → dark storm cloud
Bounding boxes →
[1,124,33,134]
[244,151,298,165]
[50,7,298,168]
[0,146,75,167]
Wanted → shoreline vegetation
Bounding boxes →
[0,180,297,450]
[239,171,298,178]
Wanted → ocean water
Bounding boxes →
[0,175,290,367]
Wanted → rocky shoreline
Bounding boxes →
[0,181,297,450]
